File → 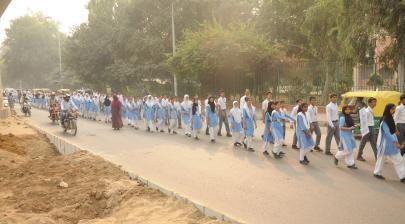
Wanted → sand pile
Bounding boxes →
[0,117,225,224]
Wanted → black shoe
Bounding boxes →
[234,143,239,147]
[300,160,309,165]
[304,156,310,163]
[263,151,270,156]
[292,145,299,150]
[334,157,338,166]
[217,133,222,136]
[243,142,247,149]
[195,137,199,140]
[272,152,282,159]
[211,139,216,143]
[205,132,209,136]
[325,151,333,156]
[357,156,366,162]
[347,164,358,169]
[279,151,286,155]
[400,178,405,183]
[160,130,164,133]
[168,129,171,133]
[226,134,232,137]
[236,142,242,146]
[173,131,177,134]
[282,144,287,147]
[374,174,385,180]
[248,148,255,152]
[314,146,323,152]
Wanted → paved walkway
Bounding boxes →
[28,108,405,224]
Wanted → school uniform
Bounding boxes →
[374,121,405,180]
[144,98,155,132]
[133,100,142,129]
[230,104,243,144]
[334,116,356,166]
[206,104,219,141]
[181,99,192,136]
[192,104,203,138]
[243,105,256,150]
[358,106,377,159]
[271,110,294,156]
[308,104,321,149]
[157,101,167,132]
[168,102,178,134]
[262,111,274,153]
[290,104,299,147]
[297,112,315,162]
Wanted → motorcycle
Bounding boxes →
[21,102,31,117]
[49,104,60,124]
[62,110,78,136]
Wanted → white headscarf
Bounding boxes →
[146,95,154,108]
[230,101,242,123]
[181,94,192,109]
[244,100,255,119]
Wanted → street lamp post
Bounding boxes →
[171,2,178,96]
[57,31,62,88]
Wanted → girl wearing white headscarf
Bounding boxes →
[230,101,243,146]
[181,94,192,137]
[144,95,155,132]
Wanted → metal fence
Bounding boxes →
[149,60,404,104]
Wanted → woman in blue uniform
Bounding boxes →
[271,101,294,158]
[181,95,192,137]
[206,96,219,143]
[243,97,257,152]
[144,95,155,132]
[262,101,274,155]
[191,96,203,140]
[374,104,405,182]
[334,105,358,169]
[296,103,315,165]
[230,101,243,147]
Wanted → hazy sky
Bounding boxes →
[0,0,90,43]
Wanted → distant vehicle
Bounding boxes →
[4,88,18,98]
[21,101,31,117]
[62,110,78,136]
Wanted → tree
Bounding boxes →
[367,72,384,90]
[1,13,61,88]
[167,22,275,96]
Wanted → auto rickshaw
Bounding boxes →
[339,91,402,137]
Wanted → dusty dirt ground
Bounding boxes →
[0,116,225,224]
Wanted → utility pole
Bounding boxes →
[57,31,63,89]
[171,2,178,96]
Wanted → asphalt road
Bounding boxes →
[27,108,405,224]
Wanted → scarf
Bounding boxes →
[230,101,242,123]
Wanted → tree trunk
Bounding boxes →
[322,62,329,105]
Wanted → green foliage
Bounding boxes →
[1,13,61,88]
[367,72,384,90]
[167,22,274,95]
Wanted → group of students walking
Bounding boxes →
[32,88,405,183]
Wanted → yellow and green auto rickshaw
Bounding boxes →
[339,91,402,137]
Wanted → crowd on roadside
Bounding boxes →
[22,88,405,183]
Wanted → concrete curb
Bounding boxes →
[26,121,245,224]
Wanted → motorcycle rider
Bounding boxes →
[48,92,59,118]
[60,94,78,127]
[20,93,31,115]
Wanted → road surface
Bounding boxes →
[27,108,405,224]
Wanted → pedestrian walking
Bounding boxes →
[290,99,303,149]
[243,97,257,152]
[191,96,203,140]
[394,94,405,156]
[217,90,231,137]
[374,103,405,183]
[297,103,315,165]
[230,101,243,147]
[325,93,340,155]
[308,96,322,151]
[357,97,377,161]
[262,101,274,155]
[111,94,123,130]
[181,95,192,137]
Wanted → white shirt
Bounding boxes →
[366,106,374,126]
[217,96,227,110]
[394,104,405,124]
[290,104,299,124]
[326,102,339,127]
[307,104,318,123]
[262,99,269,111]
[240,95,247,109]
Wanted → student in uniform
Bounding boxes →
[103,95,111,123]
[243,97,257,152]
[133,97,142,130]
[168,97,178,134]
[181,95,192,137]
[157,98,167,132]
[206,96,219,143]
[394,94,405,156]
[357,97,377,161]
[296,103,315,165]
[230,101,243,147]
[280,101,288,147]
[325,93,340,155]
[374,104,405,183]
[262,101,274,155]
[290,99,303,149]
[144,95,155,132]
[191,95,203,140]
[334,105,358,169]
[308,96,322,151]
[271,101,294,158]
